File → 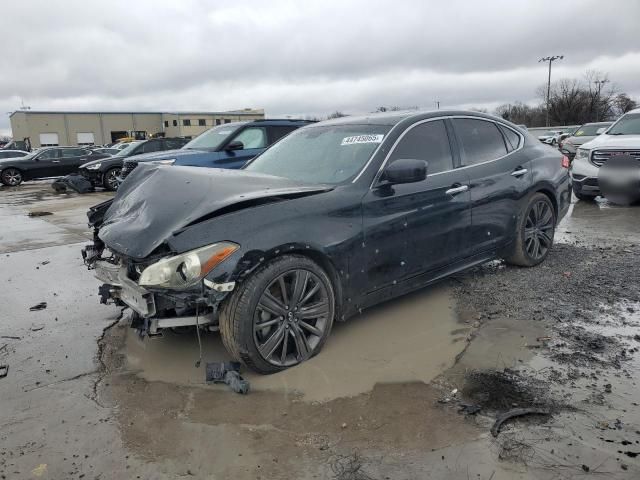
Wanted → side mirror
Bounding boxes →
[596,127,606,134]
[382,159,427,185]
[225,140,244,151]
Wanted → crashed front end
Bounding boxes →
[81,163,328,336]
[83,229,236,335]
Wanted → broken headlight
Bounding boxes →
[138,242,239,289]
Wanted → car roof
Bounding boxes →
[316,109,518,127]
[246,119,316,126]
[582,121,613,126]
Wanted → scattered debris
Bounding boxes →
[205,361,250,394]
[27,211,53,217]
[458,403,481,415]
[0,365,8,378]
[31,325,45,332]
[40,260,50,266]
[29,302,47,311]
[490,408,550,437]
[329,452,376,480]
[0,335,21,340]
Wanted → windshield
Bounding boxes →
[244,124,391,184]
[114,142,143,156]
[607,113,640,135]
[573,124,610,136]
[183,123,245,150]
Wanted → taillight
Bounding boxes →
[561,155,570,168]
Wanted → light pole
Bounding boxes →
[594,79,609,121]
[539,55,563,127]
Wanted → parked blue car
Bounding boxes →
[119,119,314,181]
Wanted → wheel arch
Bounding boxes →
[531,182,559,220]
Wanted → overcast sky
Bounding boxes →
[2,0,640,135]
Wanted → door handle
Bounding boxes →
[511,168,528,177]
[445,184,469,196]
[52,160,60,163]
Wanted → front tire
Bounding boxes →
[505,192,556,267]
[219,255,335,374]
[102,167,121,191]
[1,168,23,186]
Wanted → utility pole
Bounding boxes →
[538,55,563,127]
[435,101,440,110]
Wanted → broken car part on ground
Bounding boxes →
[83,110,570,373]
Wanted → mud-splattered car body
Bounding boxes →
[83,110,570,370]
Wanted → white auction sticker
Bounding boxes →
[341,134,384,146]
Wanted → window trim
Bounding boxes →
[368,115,524,189]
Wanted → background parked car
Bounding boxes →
[559,121,613,160]
[78,137,188,190]
[118,119,314,181]
[0,147,110,186]
[0,150,29,159]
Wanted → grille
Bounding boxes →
[591,149,640,167]
[120,159,139,179]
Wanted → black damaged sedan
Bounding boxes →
[83,110,570,373]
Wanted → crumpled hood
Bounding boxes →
[580,134,640,150]
[98,163,332,258]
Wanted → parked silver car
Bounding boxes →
[560,121,613,160]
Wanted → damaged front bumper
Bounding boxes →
[84,250,234,336]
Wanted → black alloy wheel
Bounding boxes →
[524,199,554,261]
[219,254,335,374]
[505,192,556,267]
[103,167,121,191]
[1,168,23,186]
[253,269,330,368]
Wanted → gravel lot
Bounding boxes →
[1,182,639,479]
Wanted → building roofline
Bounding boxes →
[9,109,264,118]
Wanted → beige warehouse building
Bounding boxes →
[9,109,265,148]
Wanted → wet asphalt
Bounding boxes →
[1,181,639,479]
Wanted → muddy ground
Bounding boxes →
[1,182,639,479]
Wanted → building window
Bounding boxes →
[215,119,221,126]
[172,120,177,127]
[164,120,169,127]
[224,119,231,124]
[183,119,191,126]
[198,119,206,126]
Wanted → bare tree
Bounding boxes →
[613,93,638,116]
[327,111,348,119]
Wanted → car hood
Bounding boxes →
[580,134,640,150]
[97,163,332,259]
[124,148,197,163]
[565,135,596,146]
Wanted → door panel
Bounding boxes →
[451,118,532,252]
[59,148,88,175]
[31,149,61,178]
[362,119,472,293]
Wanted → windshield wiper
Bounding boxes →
[607,132,627,135]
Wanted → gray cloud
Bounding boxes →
[2,0,639,134]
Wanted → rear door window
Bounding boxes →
[164,138,188,150]
[38,149,61,160]
[453,119,508,165]
[267,126,299,145]
[388,120,453,175]
[140,140,162,154]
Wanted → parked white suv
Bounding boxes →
[570,108,640,200]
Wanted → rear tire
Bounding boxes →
[219,254,335,374]
[1,168,23,186]
[505,192,556,267]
